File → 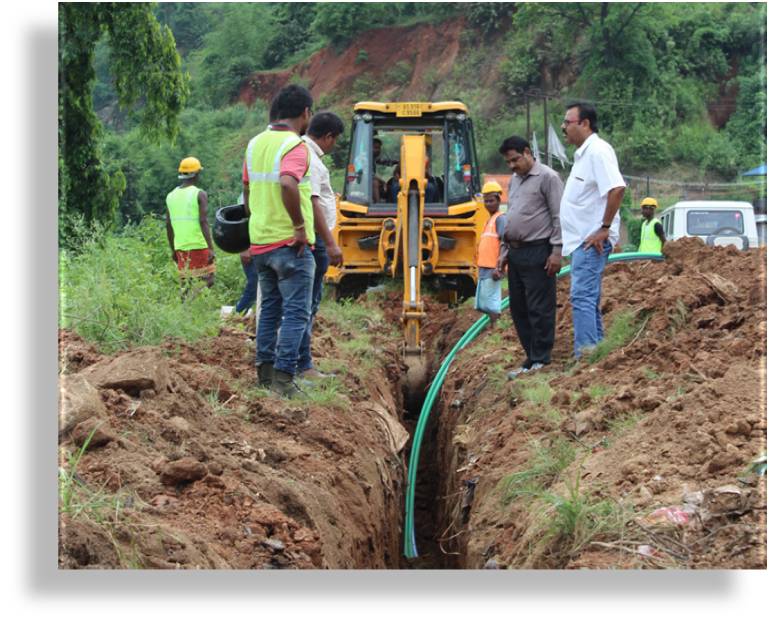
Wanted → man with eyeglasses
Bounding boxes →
[560,102,626,359]
[496,135,564,378]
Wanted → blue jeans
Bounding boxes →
[235,257,258,313]
[253,245,315,376]
[297,239,330,372]
[569,240,611,358]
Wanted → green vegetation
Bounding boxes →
[59,4,189,239]
[607,411,642,438]
[585,310,644,364]
[60,425,141,566]
[502,3,766,177]
[667,299,690,337]
[59,217,245,353]
[60,2,765,242]
[291,376,352,410]
[498,438,576,505]
[534,470,632,559]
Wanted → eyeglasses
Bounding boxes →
[562,119,582,126]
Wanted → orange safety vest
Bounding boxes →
[477,211,502,268]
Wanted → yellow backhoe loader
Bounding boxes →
[326,102,489,398]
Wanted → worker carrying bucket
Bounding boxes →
[166,156,216,291]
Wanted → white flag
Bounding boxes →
[547,124,570,168]
[531,131,540,160]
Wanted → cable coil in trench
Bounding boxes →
[403,252,665,559]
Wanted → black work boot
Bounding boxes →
[271,369,300,398]
[256,362,274,388]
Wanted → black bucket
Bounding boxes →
[213,204,250,253]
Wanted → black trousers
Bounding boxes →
[506,243,557,365]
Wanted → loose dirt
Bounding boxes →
[58,239,766,569]
[433,238,766,569]
[59,309,409,569]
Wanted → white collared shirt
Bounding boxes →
[302,136,337,230]
[560,133,626,256]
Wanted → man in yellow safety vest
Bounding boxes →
[638,197,666,253]
[165,156,216,290]
[242,84,315,398]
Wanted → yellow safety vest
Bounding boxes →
[245,129,314,245]
[166,185,207,251]
[638,217,663,253]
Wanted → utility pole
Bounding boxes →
[525,92,531,142]
[543,95,549,166]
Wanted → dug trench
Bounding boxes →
[58,238,766,569]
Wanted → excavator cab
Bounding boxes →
[326,102,488,396]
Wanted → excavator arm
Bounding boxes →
[398,135,429,395]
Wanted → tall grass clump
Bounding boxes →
[586,310,644,364]
[60,216,246,352]
[498,438,576,505]
[536,471,631,558]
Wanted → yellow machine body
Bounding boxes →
[326,102,489,392]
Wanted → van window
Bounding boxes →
[686,210,744,235]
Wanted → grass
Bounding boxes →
[585,310,644,364]
[291,376,351,409]
[535,470,633,559]
[498,438,576,505]
[641,366,660,380]
[667,298,690,337]
[607,411,642,438]
[204,390,232,417]
[318,297,385,332]
[60,217,245,353]
[60,424,144,567]
[586,384,611,400]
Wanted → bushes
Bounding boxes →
[670,122,739,178]
[60,217,246,353]
[102,101,269,225]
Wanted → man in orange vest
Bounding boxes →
[475,181,506,328]
[497,135,564,378]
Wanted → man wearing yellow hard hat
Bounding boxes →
[165,156,216,290]
[475,180,506,327]
[638,197,666,253]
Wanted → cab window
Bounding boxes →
[344,117,373,206]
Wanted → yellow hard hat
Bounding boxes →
[178,156,203,178]
[640,196,658,208]
[481,181,503,195]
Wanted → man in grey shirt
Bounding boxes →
[497,136,564,378]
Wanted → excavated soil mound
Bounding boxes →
[58,311,413,569]
[432,238,766,569]
[57,284,471,569]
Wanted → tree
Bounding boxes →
[59,3,189,235]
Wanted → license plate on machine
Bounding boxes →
[394,103,424,117]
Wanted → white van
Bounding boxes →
[658,200,761,250]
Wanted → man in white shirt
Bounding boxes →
[560,102,626,358]
[298,112,345,379]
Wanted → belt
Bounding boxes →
[506,238,550,249]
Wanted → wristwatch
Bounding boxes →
[600,223,611,229]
